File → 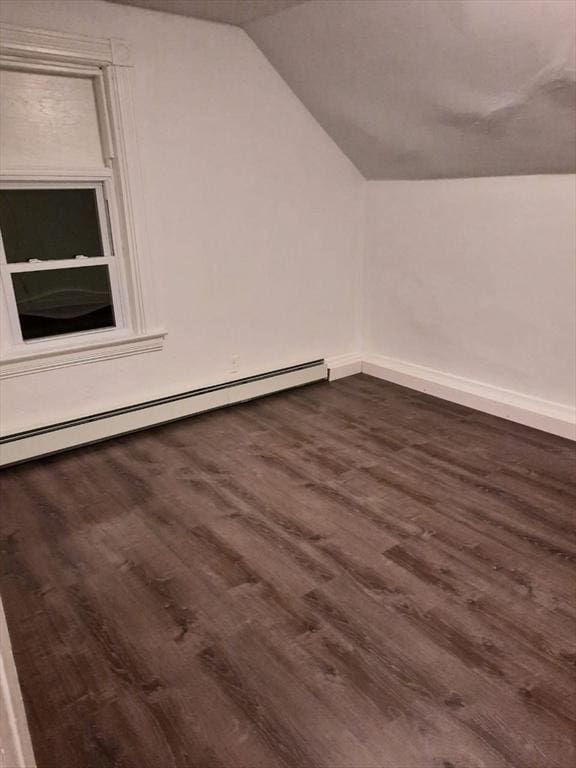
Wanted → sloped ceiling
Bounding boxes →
[108,0,576,179]
[105,0,309,26]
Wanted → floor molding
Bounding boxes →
[326,353,363,381]
[0,360,327,466]
[2,350,573,465]
[362,353,576,441]
[0,600,36,768]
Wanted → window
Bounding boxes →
[0,25,164,378]
[0,183,123,342]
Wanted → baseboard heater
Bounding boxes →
[0,359,327,467]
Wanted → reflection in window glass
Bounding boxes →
[12,265,115,340]
[0,188,104,263]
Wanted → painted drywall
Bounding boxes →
[246,0,576,179]
[0,0,363,435]
[364,175,576,408]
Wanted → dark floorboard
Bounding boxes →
[1,374,575,768]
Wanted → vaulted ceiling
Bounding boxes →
[107,0,576,180]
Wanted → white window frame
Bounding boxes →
[0,25,165,379]
[0,180,128,345]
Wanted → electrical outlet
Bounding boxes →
[231,355,240,373]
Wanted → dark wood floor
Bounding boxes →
[1,374,575,768]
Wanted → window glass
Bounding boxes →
[11,265,115,340]
[0,188,104,263]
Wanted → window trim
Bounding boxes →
[0,24,165,379]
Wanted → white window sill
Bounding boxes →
[0,330,166,379]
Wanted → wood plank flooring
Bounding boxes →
[1,374,575,768]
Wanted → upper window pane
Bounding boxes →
[0,188,104,263]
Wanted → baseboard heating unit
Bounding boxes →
[0,359,327,467]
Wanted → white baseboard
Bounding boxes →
[0,600,36,768]
[362,353,576,441]
[2,350,573,466]
[326,353,363,381]
[0,360,327,466]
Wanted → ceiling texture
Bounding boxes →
[105,0,310,26]
[107,0,576,180]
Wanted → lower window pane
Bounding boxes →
[12,265,116,340]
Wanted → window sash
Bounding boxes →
[6,256,110,273]
[2,259,126,346]
[0,181,113,264]
[0,180,126,346]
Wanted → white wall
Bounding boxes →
[0,0,363,434]
[364,175,576,408]
[1,2,574,438]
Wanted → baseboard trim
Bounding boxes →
[0,359,327,466]
[326,353,363,381]
[2,350,572,464]
[0,600,36,768]
[362,353,576,441]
